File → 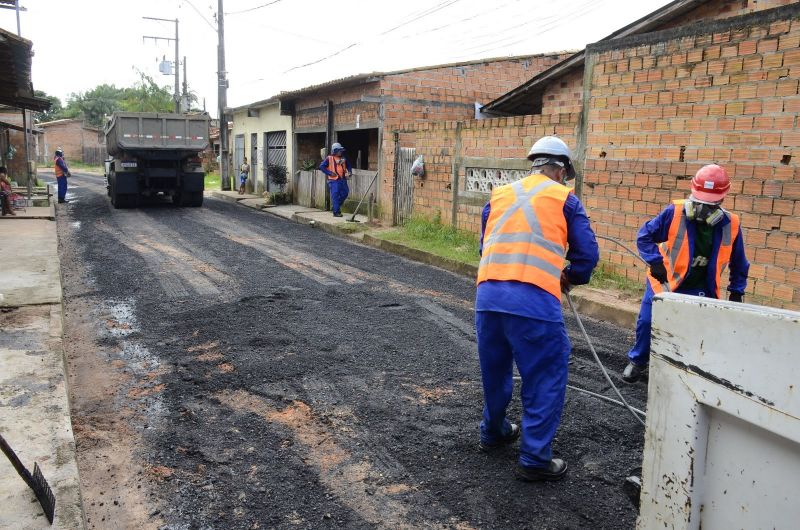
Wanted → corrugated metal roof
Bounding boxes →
[481,0,710,115]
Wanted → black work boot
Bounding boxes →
[622,362,647,383]
[515,459,568,482]
[478,423,520,452]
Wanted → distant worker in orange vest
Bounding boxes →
[53,147,71,203]
[476,136,599,481]
[319,142,351,217]
[622,164,749,383]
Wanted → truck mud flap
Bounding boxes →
[113,173,140,194]
[182,173,204,192]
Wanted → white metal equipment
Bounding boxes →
[639,293,800,529]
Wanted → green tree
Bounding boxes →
[120,73,175,113]
[33,90,63,123]
[61,84,126,127]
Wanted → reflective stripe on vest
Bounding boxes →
[326,155,346,180]
[477,173,570,299]
[54,156,66,178]
[648,200,739,298]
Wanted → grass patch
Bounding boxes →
[377,216,480,266]
[204,171,221,190]
[589,262,644,298]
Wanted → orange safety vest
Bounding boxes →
[54,156,66,178]
[326,155,347,181]
[477,173,571,300]
[648,199,740,298]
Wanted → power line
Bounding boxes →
[280,0,466,73]
[226,0,283,15]
[380,0,464,36]
[181,0,217,32]
[283,43,359,73]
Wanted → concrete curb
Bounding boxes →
[0,216,85,529]
[214,196,641,329]
[362,234,479,277]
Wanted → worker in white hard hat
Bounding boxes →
[319,142,352,217]
[622,164,749,383]
[476,136,599,481]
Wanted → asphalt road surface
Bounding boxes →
[54,172,646,529]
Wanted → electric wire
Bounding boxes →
[180,0,217,32]
[226,0,284,15]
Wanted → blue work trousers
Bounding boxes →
[476,311,570,468]
[328,178,349,215]
[627,283,712,365]
[56,176,67,201]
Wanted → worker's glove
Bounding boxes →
[728,292,743,303]
[649,261,668,284]
[560,269,572,293]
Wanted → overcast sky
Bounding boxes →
[2,0,673,117]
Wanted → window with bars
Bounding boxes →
[464,168,529,193]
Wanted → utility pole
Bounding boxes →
[217,0,230,190]
[182,56,189,111]
[143,16,180,113]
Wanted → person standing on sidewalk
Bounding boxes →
[238,157,250,195]
[621,164,749,383]
[319,142,351,217]
[53,148,71,204]
[476,136,599,481]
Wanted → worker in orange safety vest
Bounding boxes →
[622,164,750,383]
[476,136,599,482]
[319,142,351,217]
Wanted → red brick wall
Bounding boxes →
[659,0,794,30]
[293,83,382,131]
[583,8,800,308]
[541,69,585,115]
[390,113,580,233]
[40,120,104,163]
[535,0,788,116]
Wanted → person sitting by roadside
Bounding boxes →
[1,167,19,216]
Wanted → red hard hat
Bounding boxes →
[691,164,730,202]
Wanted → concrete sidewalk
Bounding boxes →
[214,195,641,329]
[0,218,84,528]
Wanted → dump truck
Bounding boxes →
[104,112,209,208]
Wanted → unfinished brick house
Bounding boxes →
[37,118,106,166]
[397,0,800,309]
[269,54,570,216]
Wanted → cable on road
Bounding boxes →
[566,292,646,426]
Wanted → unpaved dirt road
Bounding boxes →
[55,172,646,529]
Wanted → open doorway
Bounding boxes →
[335,129,378,170]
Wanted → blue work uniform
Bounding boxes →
[627,203,749,366]
[476,192,599,469]
[319,156,352,215]
[54,155,70,201]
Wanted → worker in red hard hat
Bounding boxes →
[622,164,749,383]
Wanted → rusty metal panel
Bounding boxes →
[392,147,415,226]
[640,293,800,529]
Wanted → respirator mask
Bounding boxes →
[685,195,725,226]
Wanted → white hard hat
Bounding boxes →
[331,142,344,153]
[527,136,576,180]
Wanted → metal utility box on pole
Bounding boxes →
[142,16,180,113]
[217,0,230,190]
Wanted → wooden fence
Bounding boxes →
[293,168,377,210]
[82,147,106,166]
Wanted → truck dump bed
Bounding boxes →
[105,112,209,156]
